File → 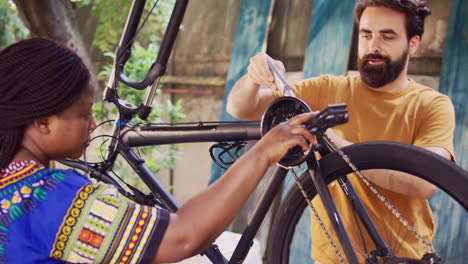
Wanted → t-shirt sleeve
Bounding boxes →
[290,75,335,111]
[413,94,456,160]
[49,184,170,264]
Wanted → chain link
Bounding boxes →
[287,167,347,264]
[320,133,437,255]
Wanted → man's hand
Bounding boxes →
[227,53,287,120]
[246,52,286,91]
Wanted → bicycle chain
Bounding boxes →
[286,167,347,264]
[320,133,437,256]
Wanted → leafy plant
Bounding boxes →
[0,0,29,49]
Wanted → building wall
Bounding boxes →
[161,0,242,203]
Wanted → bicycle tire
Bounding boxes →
[266,141,468,264]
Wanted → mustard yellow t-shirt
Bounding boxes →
[276,74,456,263]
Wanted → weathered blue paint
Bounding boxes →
[439,0,468,170]
[432,0,468,260]
[210,0,272,183]
[430,190,467,262]
[303,0,356,78]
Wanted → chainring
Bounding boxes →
[261,97,312,166]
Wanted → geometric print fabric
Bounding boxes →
[51,184,168,264]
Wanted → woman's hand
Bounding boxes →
[253,112,317,166]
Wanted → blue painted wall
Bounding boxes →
[432,0,468,259]
[303,0,356,78]
[439,0,468,169]
[210,0,272,183]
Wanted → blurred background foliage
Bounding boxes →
[0,1,29,49]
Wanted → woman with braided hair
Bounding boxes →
[0,38,316,263]
[0,38,92,169]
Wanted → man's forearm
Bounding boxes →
[227,75,274,120]
[359,169,437,199]
[325,129,437,199]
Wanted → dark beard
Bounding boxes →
[357,49,408,88]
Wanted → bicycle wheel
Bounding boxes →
[266,141,468,264]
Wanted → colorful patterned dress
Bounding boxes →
[0,160,169,264]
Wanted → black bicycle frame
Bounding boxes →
[109,122,293,263]
[120,121,262,212]
[124,126,288,263]
[116,121,292,263]
[111,121,392,264]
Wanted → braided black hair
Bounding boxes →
[0,38,90,169]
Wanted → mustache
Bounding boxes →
[362,53,390,62]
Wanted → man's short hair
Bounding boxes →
[354,0,432,40]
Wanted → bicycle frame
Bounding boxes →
[64,121,330,263]
[63,119,292,263]
[63,120,264,263]
[63,121,394,263]
[120,121,262,212]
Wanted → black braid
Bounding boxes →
[0,38,90,169]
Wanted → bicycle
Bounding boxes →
[62,0,468,263]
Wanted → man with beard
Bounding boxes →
[226,0,455,263]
